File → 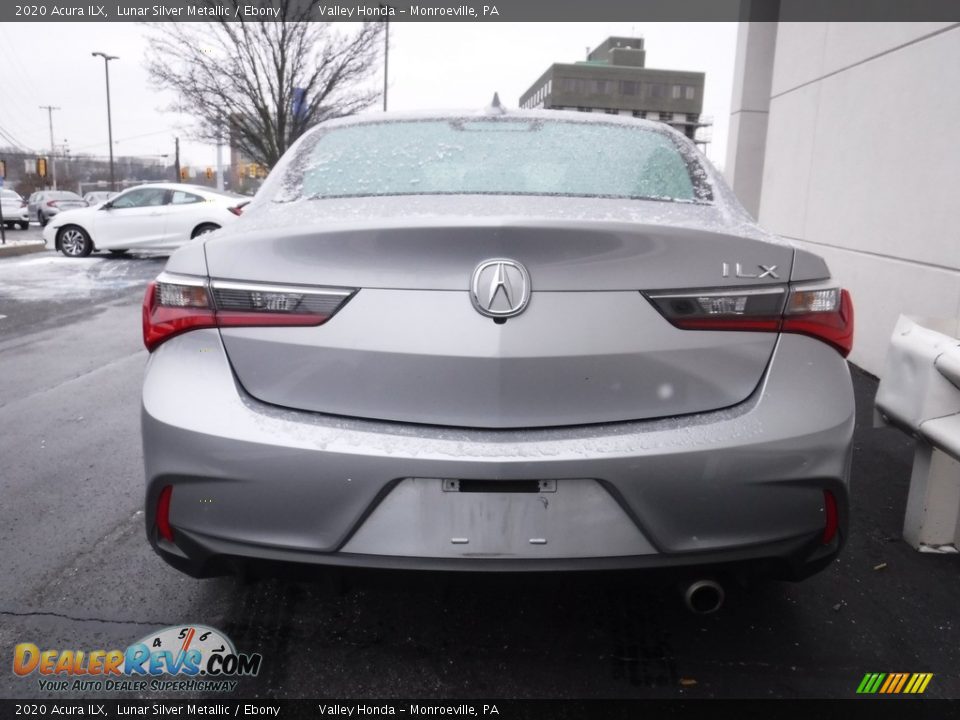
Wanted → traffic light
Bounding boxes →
[37,157,47,178]
[180,167,189,181]
[205,167,214,180]
[0,159,5,178]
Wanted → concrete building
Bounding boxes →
[519,37,707,141]
[726,22,960,375]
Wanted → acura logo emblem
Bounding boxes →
[470,259,531,318]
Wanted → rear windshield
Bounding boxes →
[279,119,711,204]
[1,190,20,199]
[48,192,82,200]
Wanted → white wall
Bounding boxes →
[725,22,777,218]
[728,22,960,374]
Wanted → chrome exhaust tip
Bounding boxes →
[683,579,725,614]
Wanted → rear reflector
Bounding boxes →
[156,485,174,542]
[644,284,854,357]
[822,490,838,544]
[143,272,355,351]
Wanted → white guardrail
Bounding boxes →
[875,315,960,552]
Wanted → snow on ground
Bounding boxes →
[0,237,45,249]
[0,253,163,301]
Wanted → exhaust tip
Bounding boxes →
[683,579,725,614]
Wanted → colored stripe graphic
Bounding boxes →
[856,673,874,694]
[858,672,932,694]
[879,674,896,693]
[893,673,909,693]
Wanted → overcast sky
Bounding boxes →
[0,22,737,171]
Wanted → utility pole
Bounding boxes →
[215,120,224,191]
[174,136,181,182]
[39,105,60,189]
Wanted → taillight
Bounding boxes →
[227,202,248,216]
[142,272,355,351]
[142,275,216,351]
[822,489,838,544]
[156,485,174,542]
[783,287,854,357]
[46,200,59,207]
[646,287,785,332]
[644,284,854,357]
[20,200,27,208]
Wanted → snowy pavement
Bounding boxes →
[0,248,166,335]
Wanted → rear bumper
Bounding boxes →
[2,208,28,222]
[142,330,854,578]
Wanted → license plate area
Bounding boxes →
[341,478,655,558]
[442,479,556,493]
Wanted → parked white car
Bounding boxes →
[43,183,249,257]
[1,189,30,230]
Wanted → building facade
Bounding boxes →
[725,22,960,374]
[519,37,706,140]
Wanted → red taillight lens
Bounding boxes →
[782,288,854,357]
[20,200,27,208]
[156,485,174,542]
[645,284,854,357]
[227,203,248,216]
[142,273,355,351]
[822,490,838,544]
[142,279,216,352]
[46,200,58,207]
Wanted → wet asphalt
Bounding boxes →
[0,243,958,700]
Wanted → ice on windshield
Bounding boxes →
[280,119,707,203]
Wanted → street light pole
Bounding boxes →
[92,51,118,192]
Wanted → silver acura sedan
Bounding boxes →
[141,110,855,607]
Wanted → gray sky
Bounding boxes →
[0,22,737,170]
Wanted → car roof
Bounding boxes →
[115,183,226,195]
[309,107,675,136]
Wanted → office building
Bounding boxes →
[519,37,707,141]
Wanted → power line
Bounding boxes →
[0,123,31,152]
[0,25,47,145]
[68,127,185,153]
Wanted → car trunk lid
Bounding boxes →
[205,206,793,428]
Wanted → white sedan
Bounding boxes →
[43,183,249,257]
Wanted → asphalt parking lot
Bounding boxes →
[1,246,958,700]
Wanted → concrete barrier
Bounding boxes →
[875,316,960,552]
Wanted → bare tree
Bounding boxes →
[145,3,383,168]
